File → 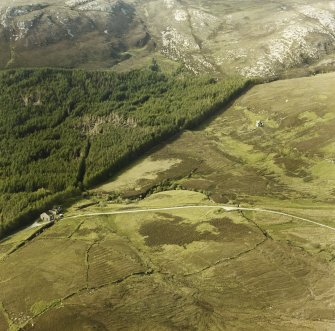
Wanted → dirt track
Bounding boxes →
[65,204,335,231]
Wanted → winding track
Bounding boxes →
[64,205,335,231]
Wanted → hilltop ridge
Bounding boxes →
[2,0,335,77]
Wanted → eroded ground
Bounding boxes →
[0,73,335,330]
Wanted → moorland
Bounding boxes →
[0,72,334,330]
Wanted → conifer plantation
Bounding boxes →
[0,67,247,237]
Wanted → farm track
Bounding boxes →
[65,205,335,231]
[4,203,332,263]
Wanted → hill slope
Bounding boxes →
[0,72,334,330]
[0,68,246,237]
[0,0,154,69]
[2,0,335,77]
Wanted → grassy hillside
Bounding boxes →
[1,72,334,331]
[1,190,334,330]
[101,72,335,207]
[0,67,247,237]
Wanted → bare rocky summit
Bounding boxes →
[2,0,335,77]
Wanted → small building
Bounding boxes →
[54,206,62,213]
[40,206,63,222]
[49,210,57,216]
[40,212,54,222]
[256,120,264,128]
[49,206,62,215]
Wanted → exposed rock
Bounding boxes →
[0,0,152,69]
[139,0,335,77]
[2,0,335,77]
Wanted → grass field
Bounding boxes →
[0,73,334,330]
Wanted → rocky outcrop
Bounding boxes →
[139,0,335,78]
[2,0,335,78]
[0,0,153,68]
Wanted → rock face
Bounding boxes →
[140,0,335,77]
[0,0,153,69]
[2,0,335,77]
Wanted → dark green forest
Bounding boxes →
[0,67,248,237]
